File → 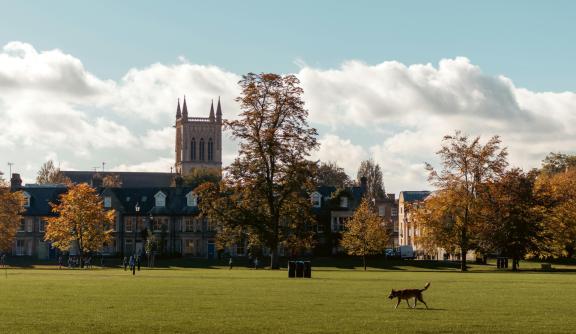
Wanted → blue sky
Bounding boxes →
[1,1,574,91]
[1,1,575,193]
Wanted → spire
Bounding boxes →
[209,99,215,121]
[176,98,181,118]
[182,95,188,119]
[216,96,222,122]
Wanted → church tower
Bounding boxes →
[174,96,223,175]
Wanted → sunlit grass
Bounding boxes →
[0,261,575,333]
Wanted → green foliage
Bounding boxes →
[315,161,351,188]
[181,168,221,190]
[541,152,576,175]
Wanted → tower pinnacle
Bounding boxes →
[182,95,188,119]
[216,96,222,123]
[176,98,181,118]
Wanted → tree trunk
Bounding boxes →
[363,255,367,271]
[512,257,518,271]
[270,244,280,269]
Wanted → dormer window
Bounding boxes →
[340,196,348,208]
[186,191,198,207]
[22,192,31,208]
[104,196,112,208]
[310,192,321,208]
[154,191,166,207]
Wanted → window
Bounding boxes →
[208,138,213,161]
[184,217,194,232]
[22,192,30,207]
[39,219,45,233]
[25,217,33,232]
[18,219,25,232]
[378,207,385,217]
[391,208,398,217]
[332,216,347,232]
[186,192,198,207]
[153,217,168,232]
[199,138,205,161]
[340,197,348,208]
[104,196,112,208]
[191,138,196,160]
[16,240,25,256]
[125,217,134,232]
[154,191,166,207]
[206,219,215,232]
[310,192,321,208]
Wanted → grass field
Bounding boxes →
[1,260,575,334]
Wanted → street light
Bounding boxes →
[133,202,140,275]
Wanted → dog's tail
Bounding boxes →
[421,282,431,291]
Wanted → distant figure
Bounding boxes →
[123,256,128,271]
[137,255,141,271]
[0,254,6,268]
[254,258,259,270]
[229,257,233,270]
[100,255,104,267]
[58,255,63,270]
[129,255,135,275]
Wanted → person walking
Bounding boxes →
[229,257,233,270]
[136,255,141,271]
[129,255,135,275]
[254,257,259,270]
[123,256,128,271]
[58,255,63,270]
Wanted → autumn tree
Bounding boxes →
[540,152,576,175]
[0,180,26,252]
[478,169,543,270]
[181,167,221,189]
[357,158,385,200]
[200,73,318,269]
[341,197,389,270]
[36,160,71,184]
[102,174,123,187]
[315,161,351,188]
[535,166,576,258]
[45,183,115,264]
[425,131,508,271]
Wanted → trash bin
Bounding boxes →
[288,261,296,278]
[295,261,304,278]
[303,261,311,278]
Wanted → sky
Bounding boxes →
[0,1,575,194]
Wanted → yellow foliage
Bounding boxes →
[341,198,389,258]
[45,183,115,254]
[0,187,26,251]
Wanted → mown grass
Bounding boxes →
[0,261,575,333]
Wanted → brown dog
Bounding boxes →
[388,282,430,309]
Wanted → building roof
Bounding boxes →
[399,191,431,202]
[61,171,173,188]
[20,186,68,216]
[102,187,200,216]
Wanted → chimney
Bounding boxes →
[10,173,22,191]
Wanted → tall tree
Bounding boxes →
[0,181,26,252]
[425,131,508,271]
[36,160,70,184]
[315,161,351,188]
[535,167,576,258]
[341,197,389,270]
[356,158,385,199]
[478,169,543,270]
[181,167,221,189]
[541,152,576,175]
[203,73,318,269]
[45,183,115,264]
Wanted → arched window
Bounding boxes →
[191,138,196,160]
[199,138,205,161]
[208,138,213,161]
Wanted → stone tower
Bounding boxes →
[175,96,223,175]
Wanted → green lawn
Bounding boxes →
[1,261,575,333]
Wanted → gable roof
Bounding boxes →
[102,187,200,216]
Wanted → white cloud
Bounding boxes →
[2,41,576,194]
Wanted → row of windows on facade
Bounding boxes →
[103,191,198,209]
[190,138,215,161]
[123,216,215,233]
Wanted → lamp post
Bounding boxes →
[133,202,140,275]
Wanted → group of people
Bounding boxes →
[123,255,141,275]
[57,255,95,269]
